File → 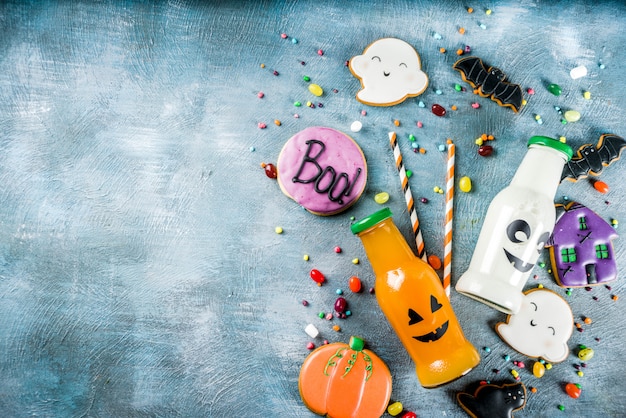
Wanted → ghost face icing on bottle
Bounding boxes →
[496,288,573,363]
[349,38,429,106]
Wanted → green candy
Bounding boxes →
[548,83,562,96]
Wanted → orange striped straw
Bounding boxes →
[389,132,427,261]
[443,139,455,298]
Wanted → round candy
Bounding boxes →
[350,120,363,132]
[308,84,324,97]
[374,192,390,204]
[564,110,581,122]
[548,83,562,96]
[459,176,472,193]
[532,361,545,378]
[349,276,362,293]
[334,297,347,313]
[310,269,326,284]
[565,383,582,399]
[578,347,594,361]
[431,104,446,117]
[387,401,403,416]
[478,145,493,156]
[593,180,609,194]
[264,163,278,179]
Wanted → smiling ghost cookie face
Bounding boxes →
[349,38,429,106]
[496,288,573,363]
[277,127,367,216]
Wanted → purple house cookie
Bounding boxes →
[547,202,618,287]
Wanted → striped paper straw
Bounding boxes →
[388,132,427,261]
[443,139,455,298]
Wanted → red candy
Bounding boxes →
[431,104,446,117]
[402,412,417,418]
[310,269,326,284]
[478,145,494,156]
[349,276,362,293]
[264,163,277,179]
[565,383,582,399]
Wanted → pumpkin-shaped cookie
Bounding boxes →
[298,336,392,418]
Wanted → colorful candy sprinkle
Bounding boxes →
[375,192,390,204]
[428,254,442,270]
[533,361,546,378]
[350,121,363,132]
[334,297,347,313]
[274,226,283,234]
[564,110,581,122]
[304,324,319,338]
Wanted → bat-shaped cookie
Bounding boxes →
[561,134,626,182]
[453,56,523,112]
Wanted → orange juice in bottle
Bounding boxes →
[351,208,479,388]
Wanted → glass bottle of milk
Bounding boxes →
[456,136,573,314]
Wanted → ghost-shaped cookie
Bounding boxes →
[496,288,573,363]
[349,38,428,106]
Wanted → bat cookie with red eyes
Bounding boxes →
[453,56,523,112]
[496,288,573,363]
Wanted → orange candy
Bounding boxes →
[349,276,362,293]
[593,180,609,194]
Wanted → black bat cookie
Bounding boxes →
[561,134,626,182]
[453,56,523,112]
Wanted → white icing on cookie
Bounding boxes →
[349,38,428,106]
[496,288,573,363]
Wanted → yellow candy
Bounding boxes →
[387,401,403,416]
[303,254,309,261]
[275,226,284,234]
[374,192,390,204]
[308,83,323,97]
[583,91,591,100]
[459,176,472,193]
[533,361,546,378]
[578,347,594,361]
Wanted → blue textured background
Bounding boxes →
[1,1,624,416]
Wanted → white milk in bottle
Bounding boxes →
[456,136,573,314]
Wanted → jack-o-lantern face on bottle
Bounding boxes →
[408,295,449,342]
[504,219,550,273]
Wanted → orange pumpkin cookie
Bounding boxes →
[298,336,392,418]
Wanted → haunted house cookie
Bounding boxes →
[496,288,573,363]
[349,38,428,106]
[457,381,526,418]
[547,201,618,287]
[277,127,367,215]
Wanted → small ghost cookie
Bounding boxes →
[457,381,527,418]
[496,288,573,363]
[349,38,428,106]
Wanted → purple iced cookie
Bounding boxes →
[547,202,618,287]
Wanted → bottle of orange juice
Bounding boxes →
[351,208,480,388]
